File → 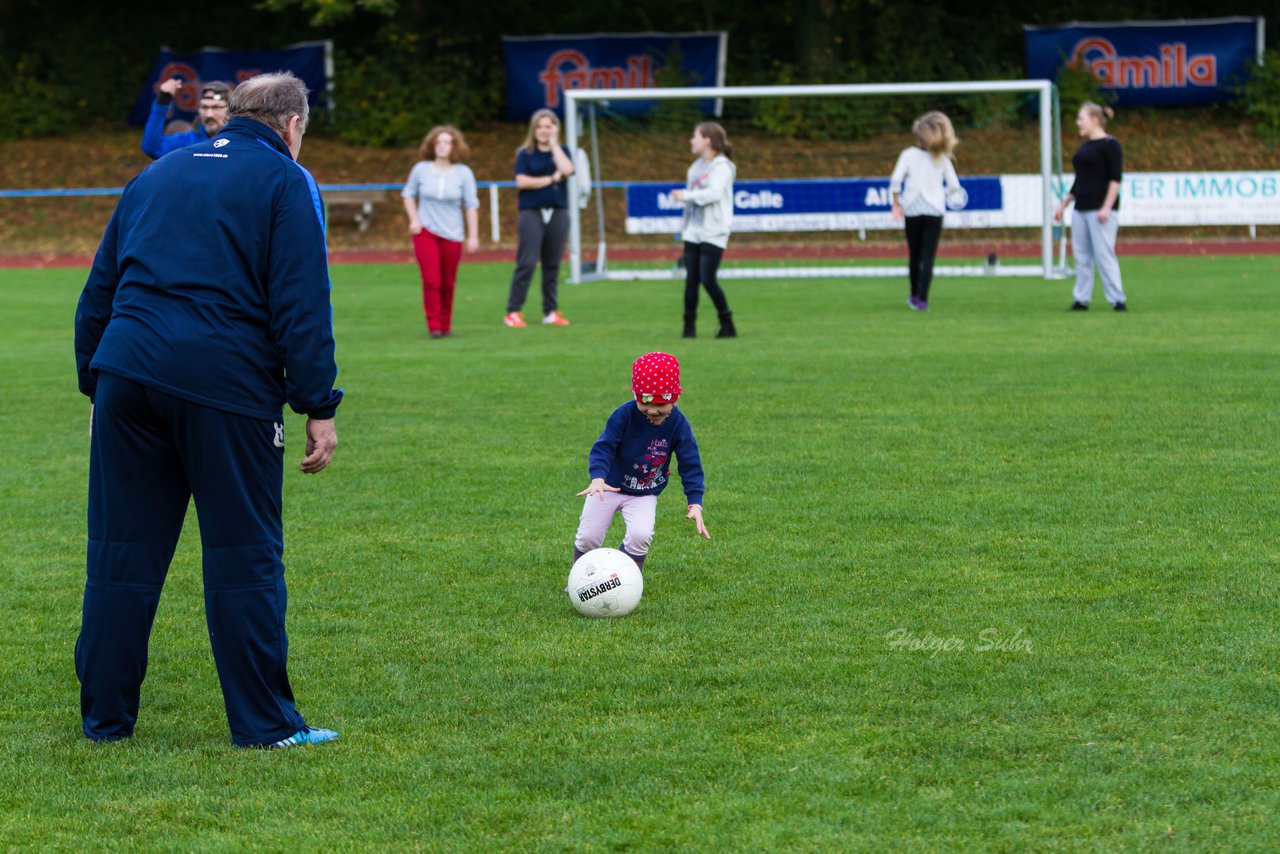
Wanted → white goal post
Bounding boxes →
[564,80,1067,283]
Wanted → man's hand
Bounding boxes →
[576,477,620,500]
[156,77,182,105]
[686,504,711,539]
[300,417,338,473]
[465,235,480,253]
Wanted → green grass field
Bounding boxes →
[2,256,1278,851]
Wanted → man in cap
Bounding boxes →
[140,78,232,159]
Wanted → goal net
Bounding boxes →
[564,81,1070,283]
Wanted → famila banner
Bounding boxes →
[502,32,727,120]
[1024,18,1263,106]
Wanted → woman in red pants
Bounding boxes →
[402,125,480,337]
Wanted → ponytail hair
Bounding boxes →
[695,121,732,160]
[1080,101,1115,126]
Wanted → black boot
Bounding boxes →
[572,548,584,567]
[623,550,646,571]
[682,313,696,338]
[716,311,737,338]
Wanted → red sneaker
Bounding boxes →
[542,310,570,326]
[503,312,526,328]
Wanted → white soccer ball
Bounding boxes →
[566,548,643,618]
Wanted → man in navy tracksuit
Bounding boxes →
[74,72,343,749]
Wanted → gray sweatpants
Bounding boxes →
[507,208,569,315]
[1071,210,1126,306]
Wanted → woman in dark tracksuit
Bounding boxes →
[503,108,575,328]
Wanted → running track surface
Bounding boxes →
[4,239,1279,269]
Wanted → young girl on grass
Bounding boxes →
[890,111,962,311]
[574,352,711,571]
[672,123,737,338]
[401,125,480,338]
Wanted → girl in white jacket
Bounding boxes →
[672,122,737,338]
[890,111,961,311]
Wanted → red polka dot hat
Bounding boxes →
[632,352,682,405]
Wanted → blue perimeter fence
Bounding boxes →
[2,182,504,197]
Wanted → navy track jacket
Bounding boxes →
[75,118,342,421]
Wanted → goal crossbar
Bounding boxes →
[564,80,1061,282]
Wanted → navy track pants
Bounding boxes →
[76,373,306,746]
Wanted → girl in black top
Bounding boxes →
[1053,102,1128,311]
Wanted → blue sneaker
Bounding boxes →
[263,726,339,749]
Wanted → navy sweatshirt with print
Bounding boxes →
[588,401,705,505]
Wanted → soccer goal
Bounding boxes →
[564,80,1070,283]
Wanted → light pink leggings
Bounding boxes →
[574,492,658,557]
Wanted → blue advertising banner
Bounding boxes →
[626,178,1002,233]
[502,32,727,121]
[1025,18,1263,106]
[127,40,332,126]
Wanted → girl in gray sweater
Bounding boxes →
[402,125,480,337]
[672,122,737,338]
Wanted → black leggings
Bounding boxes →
[904,215,943,302]
[683,241,731,316]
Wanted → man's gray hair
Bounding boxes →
[227,72,310,136]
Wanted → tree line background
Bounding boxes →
[0,0,1277,145]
